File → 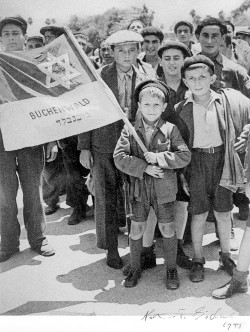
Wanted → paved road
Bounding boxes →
[0,190,250,332]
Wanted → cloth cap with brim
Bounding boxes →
[236,28,250,37]
[27,36,44,43]
[134,79,170,103]
[195,17,227,36]
[40,26,64,37]
[106,30,143,46]
[158,39,192,58]
[174,21,194,34]
[140,26,164,43]
[0,16,27,35]
[181,54,215,77]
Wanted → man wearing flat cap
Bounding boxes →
[196,17,250,227]
[140,26,165,77]
[78,30,148,269]
[174,20,195,53]
[0,16,55,262]
[40,25,64,45]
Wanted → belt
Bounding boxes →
[192,145,224,154]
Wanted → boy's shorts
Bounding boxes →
[188,147,233,215]
[131,178,174,223]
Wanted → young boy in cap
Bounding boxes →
[176,54,250,282]
[40,25,64,45]
[26,35,44,50]
[78,30,147,269]
[140,26,165,77]
[114,79,191,288]
[174,21,195,53]
[0,16,55,262]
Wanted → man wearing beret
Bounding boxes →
[196,17,250,237]
[140,26,165,78]
[78,30,147,269]
[174,20,195,53]
[0,16,55,262]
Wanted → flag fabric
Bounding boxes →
[0,28,123,151]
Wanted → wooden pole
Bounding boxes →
[63,27,148,154]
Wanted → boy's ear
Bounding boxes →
[137,101,141,110]
[182,77,188,87]
[163,102,168,110]
[211,74,217,84]
[110,48,115,57]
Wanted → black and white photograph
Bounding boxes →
[0,1,250,331]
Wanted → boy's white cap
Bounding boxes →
[106,30,143,46]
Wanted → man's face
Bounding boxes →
[75,35,87,51]
[0,23,26,51]
[139,93,167,125]
[44,30,57,45]
[129,20,144,34]
[142,35,161,57]
[198,25,223,58]
[112,43,138,71]
[100,42,113,64]
[160,48,184,77]
[27,39,43,50]
[176,25,192,44]
[183,66,216,96]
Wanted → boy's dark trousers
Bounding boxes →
[93,151,126,250]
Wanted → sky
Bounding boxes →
[0,0,245,35]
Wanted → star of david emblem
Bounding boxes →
[37,52,81,89]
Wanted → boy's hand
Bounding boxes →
[180,173,190,196]
[80,150,93,169]
[145,165,164,178]
[234,137,247,153]
[144,152,157,164]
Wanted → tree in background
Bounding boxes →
[67,4,154,49]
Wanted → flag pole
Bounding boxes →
[63,27,148,154]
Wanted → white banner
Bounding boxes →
[0,81,122,151]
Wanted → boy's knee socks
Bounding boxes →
[129,237,143,270]
[162,234,177,270]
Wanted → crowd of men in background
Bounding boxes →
[1,14,250,300]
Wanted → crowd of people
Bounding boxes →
[1,14,250,301]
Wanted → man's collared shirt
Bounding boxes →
[184,90,223,148]
[117,66,133,111]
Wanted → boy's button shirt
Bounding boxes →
[142,118,160,149]
[184,90,223,148]
[117,66,133,111]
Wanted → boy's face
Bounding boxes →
[138,94,167,125]
[183,66,216,97]
[44,30,57,45]
[176,25,192,44]
[198,25,223,58]
[160,48,184,77]
[129,20,144,34]
[142,35,161,57]
[0,23,26,51]
[112,43,138,71]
